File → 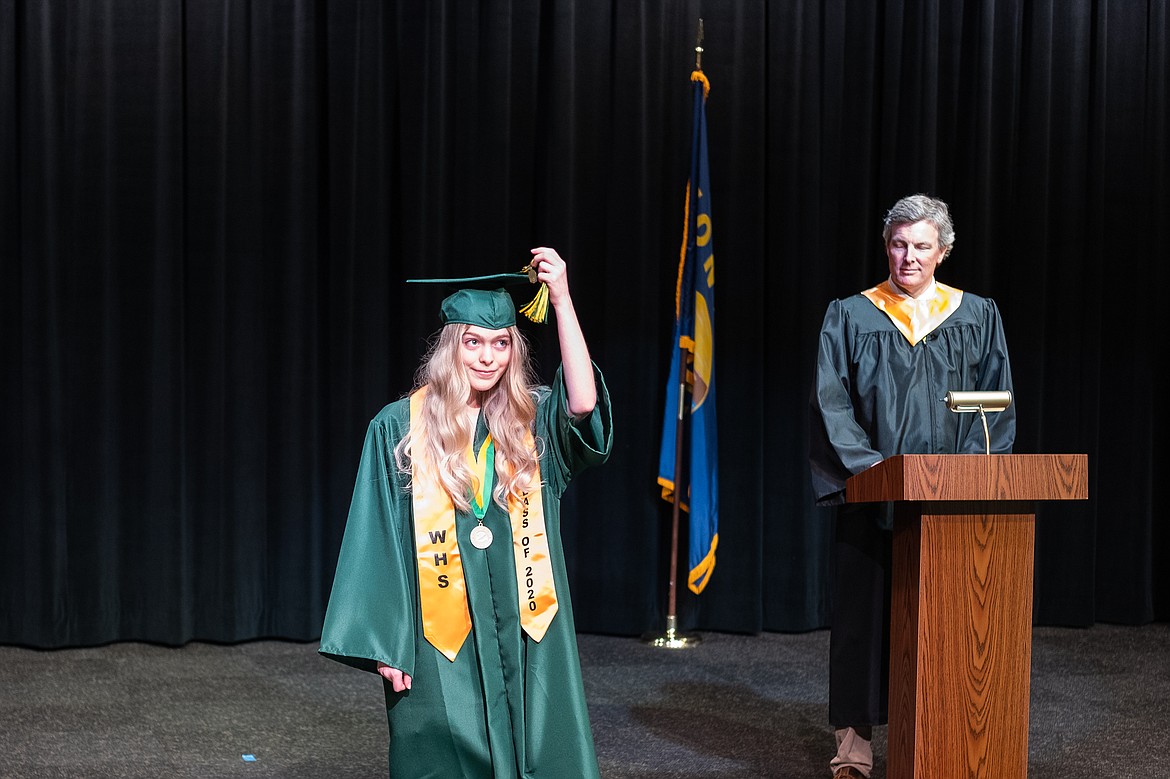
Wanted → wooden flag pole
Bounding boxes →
[640,367,702,649]
[641,18,706,652]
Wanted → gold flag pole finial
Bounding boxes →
[694,18,705,70]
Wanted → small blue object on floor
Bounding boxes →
[242,754,257,762]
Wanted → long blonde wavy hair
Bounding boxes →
[394,323,541,511]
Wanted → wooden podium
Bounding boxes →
[846,454,1088,779]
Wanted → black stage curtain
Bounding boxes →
[2,1,1167,648]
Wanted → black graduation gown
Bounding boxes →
[808,288,1016,725]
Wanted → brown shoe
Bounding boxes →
[833,768,867,779]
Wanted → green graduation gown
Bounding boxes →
[320,365,612,778]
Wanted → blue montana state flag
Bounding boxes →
[658,70,718,594]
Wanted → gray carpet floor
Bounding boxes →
[1,623,1166,778]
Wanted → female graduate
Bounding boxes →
[319,247,612,778]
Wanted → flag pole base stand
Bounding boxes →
[640,615,701,649]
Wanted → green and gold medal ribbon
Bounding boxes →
[469,435,494,519]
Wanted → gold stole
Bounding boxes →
[862,280,963,345]
[409,387,558,662]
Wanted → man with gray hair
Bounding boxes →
[808,194,1016,778]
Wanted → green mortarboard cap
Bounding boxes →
[440,288,516,329]
[407,269,550,326]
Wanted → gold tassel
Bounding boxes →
[519,283,550,323]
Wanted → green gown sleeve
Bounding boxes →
[536,363,613,497]
[318,402,417,676]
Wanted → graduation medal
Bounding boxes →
[469,525,493,549]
